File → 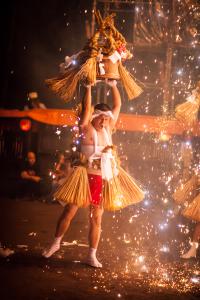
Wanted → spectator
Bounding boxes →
[24,92,46,110]
[20,151,50,199]
[0,242,14,258]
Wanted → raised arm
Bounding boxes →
[79,85,92,129]
[107,80,121,128]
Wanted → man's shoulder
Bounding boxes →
[80,123,93,134]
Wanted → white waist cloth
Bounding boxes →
[100,150,118,181]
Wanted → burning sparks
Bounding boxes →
[20,1,200,298]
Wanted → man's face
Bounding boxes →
[27,152,36,165]
[59,154,65,164]
[92,114,110,131]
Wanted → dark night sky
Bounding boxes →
[1,0,93,109]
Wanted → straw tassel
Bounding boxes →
[118,62,143,100]
[45,57,97,103]
[182,193,200,222]
[103,166,144,211]
[54,166,91,207]
[175,93,200,125]
[45,68,79,102]
[172,174,198,205]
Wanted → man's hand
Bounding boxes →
[84,82,94,89]
[31,176,41,183]
[105,79,117,87]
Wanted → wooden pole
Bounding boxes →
[162,0,176,116]
[162,46,173,115]
[91,0,97,37]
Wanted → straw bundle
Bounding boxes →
[172,174,198,204]
[103,166,144,211]
[54,166,91,207]
[175,90,200,125]
[118,62,143,100]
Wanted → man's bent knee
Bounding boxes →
[63,204,78,219]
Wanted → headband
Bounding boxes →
[91,109,114,121]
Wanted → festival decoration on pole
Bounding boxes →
[172,174,198,205]
[175,81,200,126]
[45,11,143,102]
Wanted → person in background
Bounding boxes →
[24,92,46,110]
[51,153,71,188]
[0,242,14,258]
[20,151,44,198]
[50,153,73,200]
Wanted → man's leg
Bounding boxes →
[86,205,104,268]
[43,204,78,258]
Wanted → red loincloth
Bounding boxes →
[88,174,102,205]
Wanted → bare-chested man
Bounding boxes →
[43,80,121,268]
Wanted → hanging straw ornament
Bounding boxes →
[175,82,200,125]
[182,192,200,222]
[118,62,143,99]
[172,174,198,205]
[45,10,143,102]
[45,32,99,103]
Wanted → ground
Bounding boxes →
[0,198,199,300]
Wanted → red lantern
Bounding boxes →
[20,119,31,131]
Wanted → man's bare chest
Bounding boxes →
[82,130,109,146]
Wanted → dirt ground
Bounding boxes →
[0,198,199,300]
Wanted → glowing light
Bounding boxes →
[123,233,131,244]
[20,119,31,131]
[162,143,167,149]
[159,223,168,230]
[159,132,171,142]
[144,200,150,206]
[176,69,183,75]
[166,209,175,218]
[190,277,199,284]
[162,198,168,204]
[185,140,192,147]
[160,245,170,253]
[129,217,133,224]
[55,129,61,135]
[136,256,145,264]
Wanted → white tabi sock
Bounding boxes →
[42,236,63,258]
[86,247,102,268]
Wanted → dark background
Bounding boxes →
[1,0,93,109]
